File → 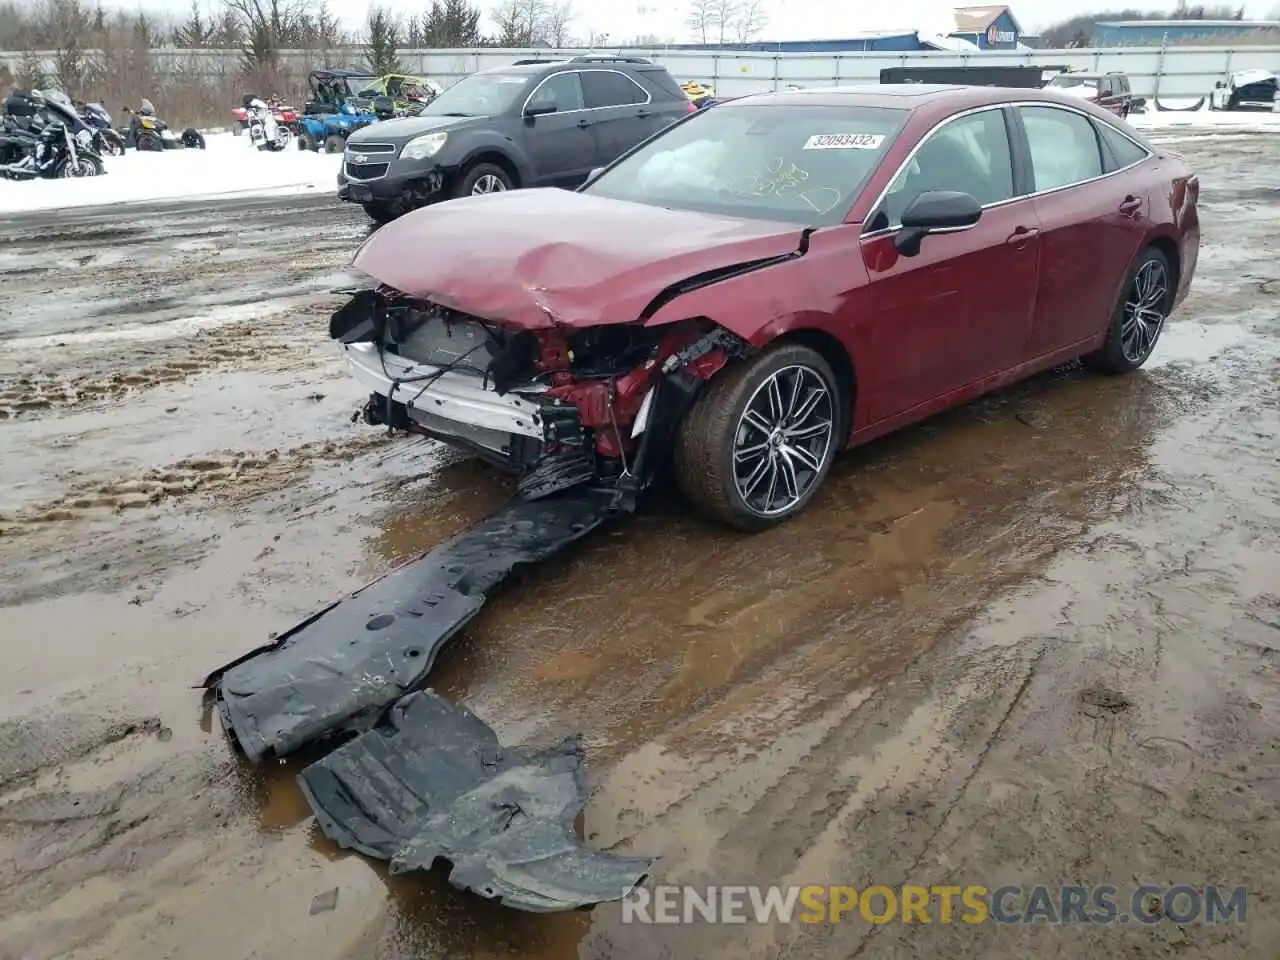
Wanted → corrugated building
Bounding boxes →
[1094,19,1280,46]
[668,5,1027,53]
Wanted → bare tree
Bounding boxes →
[683,0,714,43]
[544,0,574,46]
[489,0,547,44]
[709,0,739,43]
[732,0,768,43]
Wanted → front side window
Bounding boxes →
[873,108,1015,229]
[1020,105,1103,191]
[527,72,585,112]
[582,103,908,225]
[421,72,533,117]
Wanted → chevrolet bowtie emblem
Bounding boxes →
[353,153,368,164]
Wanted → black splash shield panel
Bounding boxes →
[297,689,652,912]
[202,489,618,762]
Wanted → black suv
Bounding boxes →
[337,55,695,223]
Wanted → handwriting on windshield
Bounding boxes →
[729,157,810,197]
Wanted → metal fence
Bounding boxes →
[2,43,1276,100]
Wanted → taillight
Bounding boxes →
[687,101,697,113]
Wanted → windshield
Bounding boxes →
[581,103,908,225]
[421,72,532,117]
[1049,75,1096,89]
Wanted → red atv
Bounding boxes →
[231,94,299,136]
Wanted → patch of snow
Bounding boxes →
[0,131,343,215]
[1130,104,1280,131]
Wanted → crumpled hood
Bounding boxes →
[351,188,807,328]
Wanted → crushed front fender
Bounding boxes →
[202,488,619,762]
[297,689,652,912]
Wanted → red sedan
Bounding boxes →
[332,84,1200,530]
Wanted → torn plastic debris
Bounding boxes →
[202,488,619,762]
[298,689,652,912]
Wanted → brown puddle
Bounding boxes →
[1,140,1279,959]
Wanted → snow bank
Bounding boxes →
[0,131,343,214]
[1130,103,1280,131]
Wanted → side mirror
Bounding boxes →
[524,101,556,117]
[894,190,982,256]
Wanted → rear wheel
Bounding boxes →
[297,130,317,151]
[324,134,345,154]
[1082,246,1172,374]
[674,343,842,531]
[135,130,161,152]
[453,162,512,198]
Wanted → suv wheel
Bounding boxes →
[454,162,512,198]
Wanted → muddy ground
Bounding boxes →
[0,135,1277,960]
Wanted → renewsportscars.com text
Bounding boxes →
[621,884,1247,925]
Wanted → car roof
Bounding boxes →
[720,84,1095,113]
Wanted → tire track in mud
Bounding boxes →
[0,434,395,532]
[0,298,350,421]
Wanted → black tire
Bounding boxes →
[182,127,206,149]
[297,131,317,151]
[1082,246,1173,375]
[362,201,400,225]
[233,122,243,136]
[135,130,161,152]
[56,155,105,178]
[324,134,345,154]
[674,342,843,531]
[452,161,513,199]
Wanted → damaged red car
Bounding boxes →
[330,84,1200,530]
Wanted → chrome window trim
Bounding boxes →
[861,100,1155,241]
[520,68,652,117]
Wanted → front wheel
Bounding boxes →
[56,155,105,178]
[297,131,317,151]
[135,130,161,152]
[1082,246,1172,375]
[674,343,842,531]
[453,162,512,198]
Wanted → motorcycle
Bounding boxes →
[75,100,127,155]
[123,100,206,151]
[232,93,298,137]
[244,96,291,151]
[0,119,105,180]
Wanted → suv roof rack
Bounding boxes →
[568,54,654,64]
[511,57,562,65]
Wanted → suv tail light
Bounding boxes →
[686,101,697,113]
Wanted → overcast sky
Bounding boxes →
[304,0,1274,43]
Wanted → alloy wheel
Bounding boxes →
[472,174,507,195]
[731,364,835,517]
[1121,258,1168,363]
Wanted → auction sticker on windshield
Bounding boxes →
[803,134,885,150]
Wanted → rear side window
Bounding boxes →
[582,70,647,108]
[636,67,688,102]
[1095,121,1150,170]
[1020,105,1103,191]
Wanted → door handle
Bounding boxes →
[636,109,651,118]
[1119,194,1143,215]
[1005,225,1040,246]
[576,119,592,128]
